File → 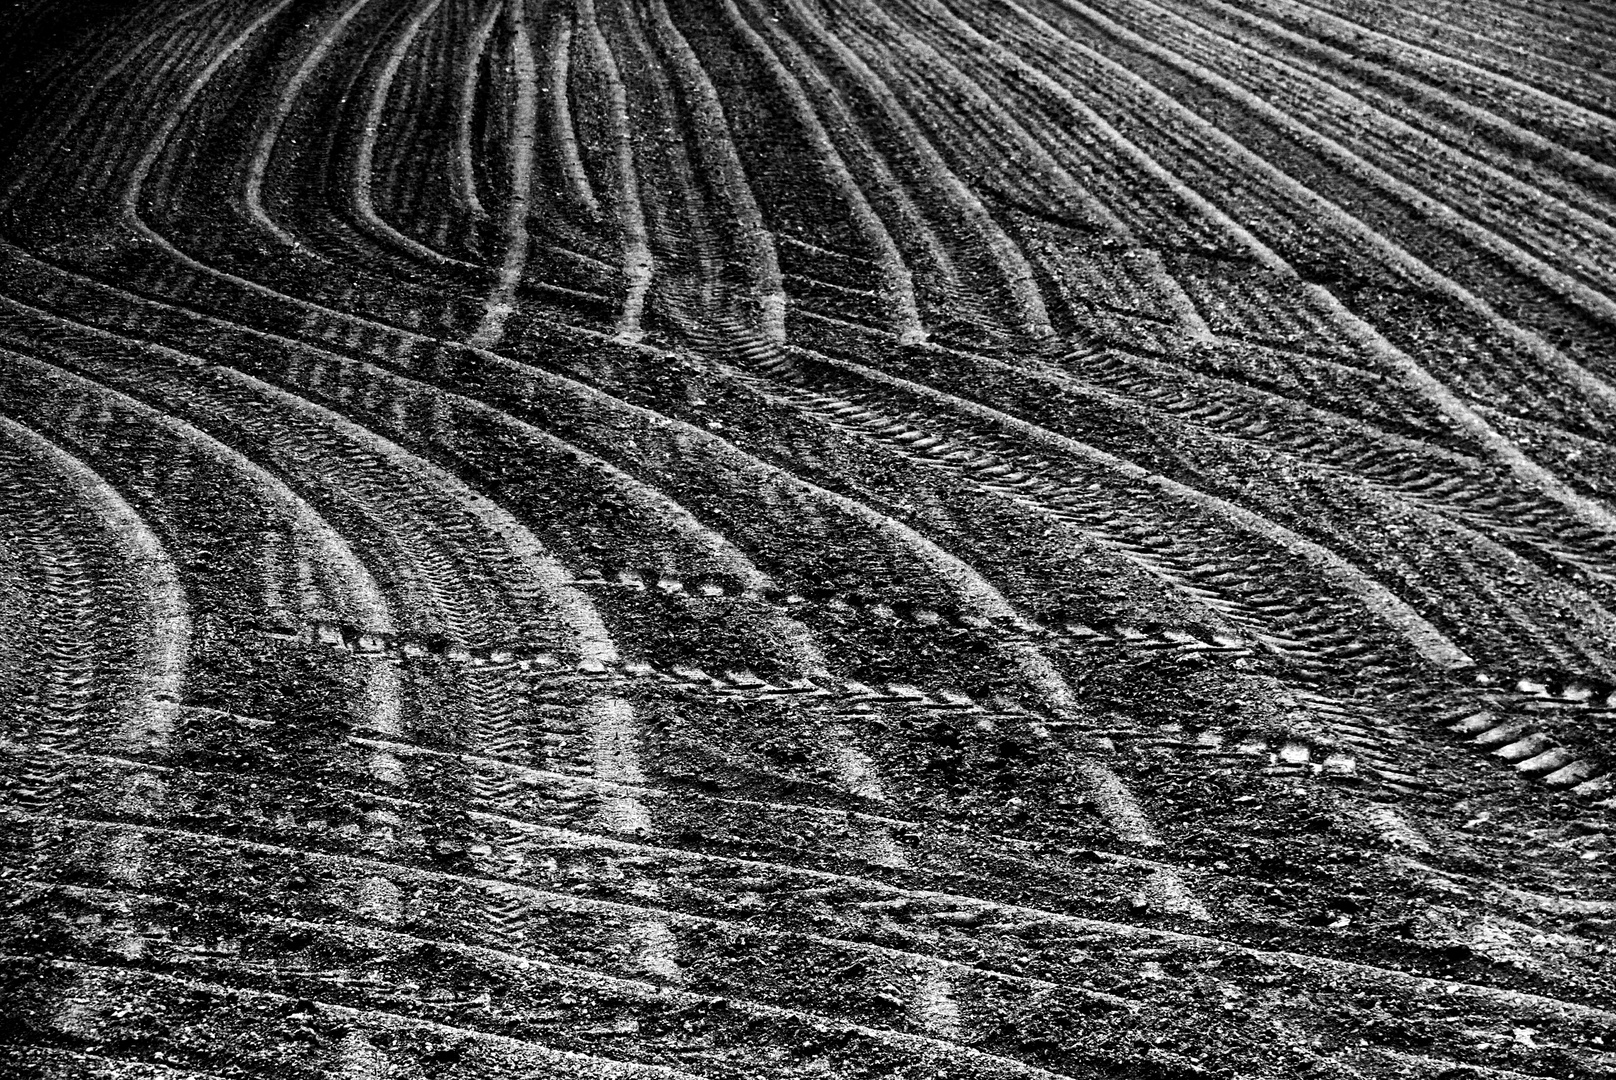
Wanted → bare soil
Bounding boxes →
[1,1,1613,1078]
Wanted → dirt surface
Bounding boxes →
[1,0,1614,1077]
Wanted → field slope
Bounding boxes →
[1,1,1613,1078]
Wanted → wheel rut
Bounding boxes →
[4,1,1616,1076]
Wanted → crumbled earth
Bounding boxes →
[1,0,1613,1078]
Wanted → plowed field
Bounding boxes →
[1,1,1613,1077]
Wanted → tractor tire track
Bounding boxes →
[7,4,1616,1074]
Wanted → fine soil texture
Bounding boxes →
[2,1,1615,1078]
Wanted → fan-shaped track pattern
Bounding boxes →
[1,1,1614,1077]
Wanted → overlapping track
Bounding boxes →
[1,1,1613,1077]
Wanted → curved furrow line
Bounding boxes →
[18,832,1126,1077]
[730,0,970,335]
[200,369,596,654]
[969,0,1616,539]
[395,0,486,257]
[0,326,699,1038]
[824,0,1211,342]
[715,0,922,342]
[170,386,681,1021]
[871,0,1212,339]
[1347,0,1616,92]
[15,919,1094,1080]
[668,358,1473,775]
[1399,0,1616,56]
[0,525,28,719]
[0,0,229,215]
[348,0,477,272]
[1058,0,1616,370]
[548,10,602,223]
[850,23,1303,361]
[119,0,298,230]
[17,780,1172,1024]
[24,809,1616,1031]
[736,344,1471,675]
[0,439,117,749]
[0,403,192,904]
[315,11,481,280]
[591,0,728,338]
[1274,0,1616,122]
[17,219,1218,956]
[1020,0,1616,394]
[277,360,849,686]
[1164,0,1616,234]
[11,893,1585,1080]
[334,719,1194,884]
[454,0,503,229]
[1034,344,1616,590]
[744,87,1220,351]
[0,255,830,679]
[759,386,1527,778]
[749,380,1289,654]
[0,415,189,752]
[19,208,1184,856]
[51,30,231,219]
[1088,0,1616,302]
[308,375,775,604]
[268,347,930,874]
[475,388,1160,851]
[167,295,1163,750]
[651,473,1169,844]
[810,6,1342,359]
[374,0,459,244]
[0,260,1131,897]
[0,343,400,647]
[0,2,215,192]
[469,1,539,348]
[1060,350,1616,588]
[9,954,714,1080]
[574,0,653,340]
[1227,0,1616,145]
[15,253,1176,695]
[170,387,493,643]
[759,384,1449,715]
[248,340,1181,858]
[773,0,1053,338]
[9,6,1616,1073]
[0,345,416,821]
[241,0,375,252]
[956,350,1616,673]
[0,293,539,653]
[0,245,842,653]
[0,343,394,637]
[642,0,785,344]
[833,0,1122,237]
[1183,0,1616,211]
